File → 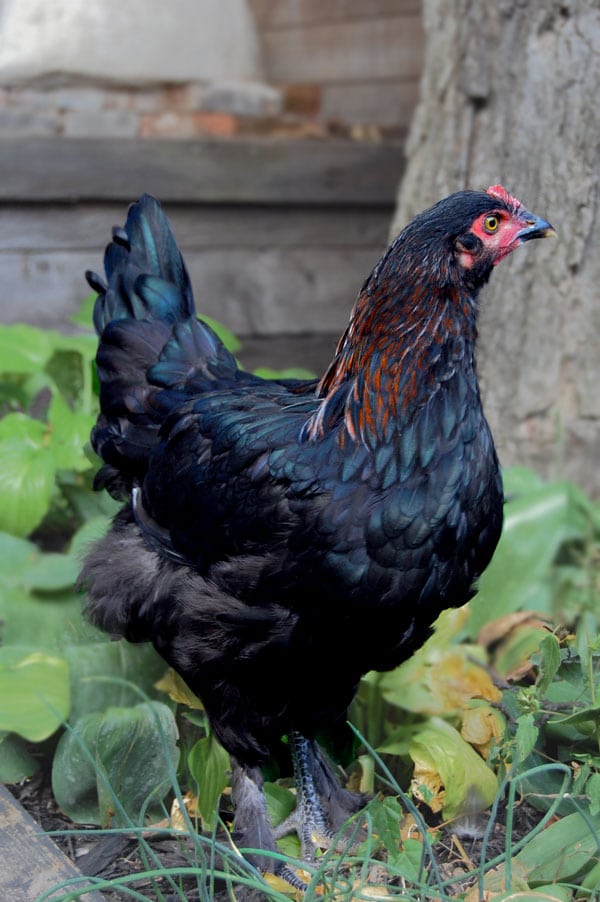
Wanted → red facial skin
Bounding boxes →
[457,185,535,270]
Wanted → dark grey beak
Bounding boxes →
[516,212,556,242]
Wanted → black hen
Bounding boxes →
[80,186,554,881]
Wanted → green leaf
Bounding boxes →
[48,392,95,472]
[21,552,80,592]
[188,732,230,830]
[265,781,297,827]
[0,324,54,373]
[586,772,600,816]
[0,585,83,649]
[515,714,539,763]
[0,647,70,741]
[0,532,39,582]
[536,634,561,695]
[469,481,591,636]
[52,701,179,826]
[65,641,167,722]
[69,294,96,329]
[515,810,600,885]
[409,717,498,821]
[0,414,56,536]
[253,367,315,380]
[0,731,39,781]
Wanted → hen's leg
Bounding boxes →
[306,738,369,831]
[273,732,367,861]
[230,756,306,889]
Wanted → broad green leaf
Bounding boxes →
[515,810,600,884]
[409,717,498,821]
[587,772,600,816]
[68,514,111,563]
[188,732,230,830]
[48,392,96,472]
[0,532,39,583]
[0,585,83,649]
[69,293,96,329]
[264,783,301,858]
[0,324,54,373]
[0,647,70,741]
[253,367,315,381]
[52,701,179,826]
[469,481,591,636]
[0,731,39,781]
[487,890,571,902]
[0,414,56,536]
[265,781,297,827]
[21,552,80,592]
[65,641,167,722]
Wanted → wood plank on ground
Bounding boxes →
[0,784,105,902]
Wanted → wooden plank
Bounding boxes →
[0,244,384,335]
[0,203,391,252]
[0,784,105,902]
[250,0,421,29]
[0,137,404,205]
[320,79,420,128]
[261,16,424,83]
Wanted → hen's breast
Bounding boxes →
[260,369,503,671]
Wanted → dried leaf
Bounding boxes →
[478,611,551,649]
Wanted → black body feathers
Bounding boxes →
[81,192,506,764]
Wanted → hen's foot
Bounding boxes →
[273,732,368,861]
[230,756,310,891]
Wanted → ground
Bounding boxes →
[7,762,542,901]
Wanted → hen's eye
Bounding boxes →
[484,215,500,233]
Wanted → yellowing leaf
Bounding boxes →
[155,667,205,709]
[263,871,308,897]
[430,652,502,709]
[461,705,505,758]
[410,718,498,821]
[382,642,501,717]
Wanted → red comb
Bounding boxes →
[486,185,523,211]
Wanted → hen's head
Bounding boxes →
[396,185,555,291]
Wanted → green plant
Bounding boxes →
[2,302,600,899]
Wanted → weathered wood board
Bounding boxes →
[0,134,401,331]
[0,138,403,205]
[0,784,105,901]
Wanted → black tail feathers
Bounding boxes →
[87,194,195,335]
[87,195,238,495]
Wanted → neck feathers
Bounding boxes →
[307,248,479,445]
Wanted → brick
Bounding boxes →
[139,111,238,138]
[282,84,321,116]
